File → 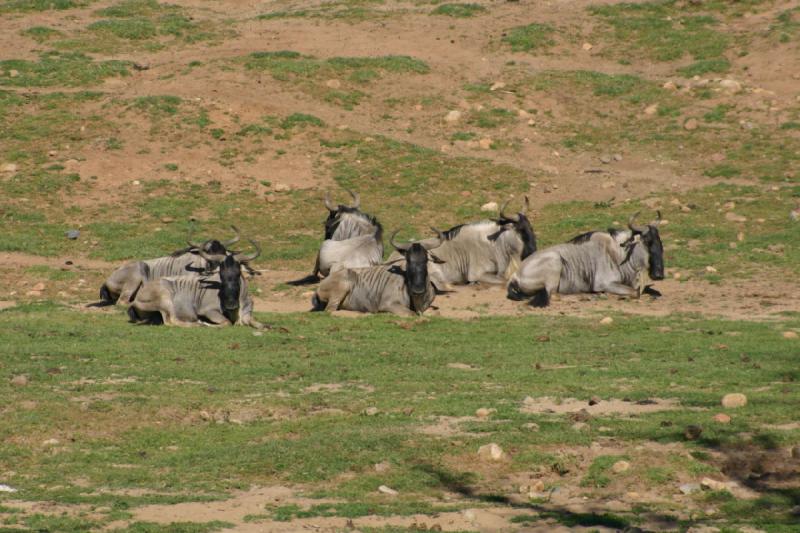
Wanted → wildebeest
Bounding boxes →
[507,212,664,307]
[311,230,443,316]
[288,190,383,285]
[98,226,243,305]
[127,240,263,328]
[386,197,536,290]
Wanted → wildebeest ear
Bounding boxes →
[429,253,446,264]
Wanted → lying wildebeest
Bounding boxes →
[288,190,383,285]
[127,240,263,328]
[386,197,536,290]
[98,227,243,305]
[507,212,664,307]
[311,230,444,316]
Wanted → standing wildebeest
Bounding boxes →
[386,197,536,290]
[311,230,444,316]
[288,190,383,285]
[98,227,243,305]
[507,212,664,307]
[127,240,263,328]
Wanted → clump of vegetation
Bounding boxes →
[0,0,91,13]
[21,26,65,42]
[502,23,556,52]
[677,58,731,77]
[0,52,130,87]
[431,3,486,18]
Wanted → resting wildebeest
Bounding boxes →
[127,240,263,328]
[311,230,443,316]
[386,197,536,290]
[507,212,664,307]
[288,190,383,285]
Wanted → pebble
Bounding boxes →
[133,62,150,71]
[701,478,728,492]
[680,483,701,495]
[705,266,718,273]
[132,180,141,186]
[478,138,493,150]
[363,407,380,416]
[613,153,622,161]
[684,118,698,131]
[10,375,28,387]
[719,79,742,92]
[600,316,614,325]
[523,422,540,431]
[444,110,462,123]
[374,461,391,472]
[783,331,798,339]
[0,484,17,493]
[477,443,505,461]
[66,229,80,240]
[475,407,494,418]
[1,163,18,173]
[662,81,677,91]
[9,69,19,78]
[490,81,506,91]
[273,183,291,192]
[32,282,45,291]
[325,79,341,89]
[600,154,612,164]
[612,460,631,473]
[791,209,800,221]
[378,485,398,496]
[463,510,477,521]
[42,438,60,446]
[582,42,593,51]
[713,413,731,424]
[721,393,747,408]
[725,212,747,223]
[480,202,498,212]
[644,104,659,116]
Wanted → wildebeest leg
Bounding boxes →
[643,285,662,298]
[475,273,507,285]
[385,304,415,316]
[604,282,638,298]
[201,309,232,326]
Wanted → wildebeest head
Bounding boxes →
[176,225,241,267]
[323,189,361,239]
[627,212,664,280]
[494,196,537,259]
[199,239,261,312]
[391,229,443,312]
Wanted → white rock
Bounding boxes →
[644,104,659,116]
[273,183,290,192]
[42,438,60,446]
[378,484,398,495]
[701,477,728,492]
[1,163,18,173]
[475,407,494,418]
[478,138,493,150]
[582,42,593,51]
[663,81,677,91]
[705,266,718,273]
[477,443,504,461]
[719,79,742,92]
[600,316,614,325]
[725,212,747,223]
[480,202,498,212]
[490,81,506,91]
[363,407,380,416]
[444,110,462,123]
[679,483,701,495]
[325,79,341,89]
[0,484,17,493]
[782,331,798,339]
[721,393,747,408]
[9,69,19,78]
[10,375,28,387]
[612,460,631,473]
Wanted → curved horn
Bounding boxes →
[627,211,647,234]
[499,198,520,222]
[523,195,531,213]
[234,239,261,263]
[652,210,662,227]
[390,230,411,252]
[222,225,240,247]
[422,228,444,250]
[195,248,227,264]
[324,191,336,211]
[346,189,360,209]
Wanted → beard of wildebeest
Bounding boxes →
[644,226,665,280]
[217,255,242,318]
[403,243,430,313]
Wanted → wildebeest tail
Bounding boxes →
[506,279,528,301]
[99,284,117,303]
[530,289,550,308]
[287,273,321,286]
[127,281,144,303]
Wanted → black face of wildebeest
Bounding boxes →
[403,243,430,296]
[497,212,537,260]
[218,255,242,311]
[643,226,665,280]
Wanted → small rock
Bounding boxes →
[273,183,290,192]
[612,460,631,473]
[705,266,718,273]
[613,153,622,161]
[66,229,80,240]
[1,163,18,173]
[10,375,28,387]
[582,42,593,51]
[589,396,601,406]
[783,331,798,339]
[48,150,57,157]
[160,216,174,224]
[719,79,741,92]
[723,201,736,210]
[680,483,701,495]
[600,154,612,164]
[701,477,728,492]
[644,104,659,116]
[363,407,380,416]
[663,81,677,91]
[133,62,150,71]
[480,201,498,212]
[325,79,341,89]
[490,81,506,91]
[477,443,505,461]
[684,118,698,131]
[9,69,19,78]
[523,422,540,431]
[475,407,494,418]
[0,484,17,493]
[444,110,462,123]
[684,425,703,440]
[413,104,423,111]
[790,209,800,221]
[132,180,141,186]
[478,138,493,150]
[713,413,731,424]
[374,461,391,473]
[32,282,46,291]
[721,393,747,408]
[711,152,726,162]
[725,212,747,223]
[527,118,536,126]
[517,109,530,118]
[600,316,614,325]
[378,485,398,496]
[42,438,60,446]
[463,509,477,521]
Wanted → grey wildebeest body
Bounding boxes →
[99,227,242,305]
[127,244,262,328]
[507,212,664,307]
[311,231,442,316]
[386,198,536,289]
[288,190,384,285]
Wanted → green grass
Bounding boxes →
[677,58,731,77]
[256,0,392,22]
[21,25,65,42]
[0,52,130,87]
[0,0,92,12]
[502,23,556,52]
[431,3,486,18]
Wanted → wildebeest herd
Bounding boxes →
[96,189,664,327]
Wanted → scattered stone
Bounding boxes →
[42,438,60,446]
[701,477,728,492]
[600,316,614,325]
[378,485,398,496]
[721,393,747,408]
[783,331,798,339]
[478,138,493,150]
[705,266,718,273]
[644,104,659,116]
[719,79,742,92]
[273,183,290,192]
[477,443,505,461]
[684,118,698,131]
[133,62,150,71]
[517,109,530,118]
[523,422,540,431]
[612,460,631,473]
[725,212,747,223]
[160,216,174,224]
[490,81,506,91]
[10,375,28,387]
[1,163,18,173]
[589,395,601,406]
[713,413,731,424]
[32,282,45,292]
[680,483,701,495]
[663,81,677,91]
[684,425,703,440]
[325,79,341,89]
[475,407,494,418]
[480,201,498,212]
[463,509,477,522]
[444,110,462,123]
[600,154,612,164]
[613,153,623,162]
[9,69,19,78]
[363,407,380,416]
[66,229,80,240]
[374,461,391,473]
[527,118,535,126]
[48,150,57,157]
[582,42,593,51]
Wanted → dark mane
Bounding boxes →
[569,228,619,244]
[441,224,466,240]
[325,208,381,239]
